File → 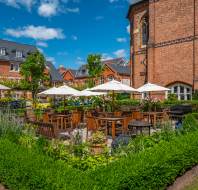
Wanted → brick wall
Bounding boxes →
[128,0,198,91]
[63,70,75,82]
[0,61,21,79]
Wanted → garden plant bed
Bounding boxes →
[0,113,198,189]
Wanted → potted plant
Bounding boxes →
[89,131,106,154]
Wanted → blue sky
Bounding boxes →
[0,0,132,69]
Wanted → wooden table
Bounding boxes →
[142,112,164,128]
[95,116,126,139]
[49,114,71,129]
[128,120,151,136]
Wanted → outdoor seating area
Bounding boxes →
[13,80,183,144]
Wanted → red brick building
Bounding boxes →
[0,39,62,98]
[127,0,198,100]
[60,58,131,88]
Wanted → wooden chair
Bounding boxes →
[72,110,81,128]
[28,121,56,139]
[132,111,144,121]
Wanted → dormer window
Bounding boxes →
[0,48,6,56]
[16,51,23,58]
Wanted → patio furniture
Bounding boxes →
[169,105,192,120]
[142,111,167,128]
[95,116,126,139]
[72,110,81,128]
[28,121,56,139]
[128,120,151,136]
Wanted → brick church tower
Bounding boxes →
[127,0,198,100]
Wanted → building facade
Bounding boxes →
[127,0,198,100]
[0,39,62,98]
[60,58,131,88]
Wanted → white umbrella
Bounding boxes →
[89,80,137,110]
[0,84,11,98]
[90,80,137,93]
[56,85,80,96]
[77,88,106,97]
[0,84,10,90]
[137,83,170,92]
[38,87,59,96]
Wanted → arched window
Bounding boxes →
[141,16,149,46]
[168,83,192,100]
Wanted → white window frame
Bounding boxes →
[10,63,20,72]
[168,83,192,100]
[0,48,6,56]
[16,51,23,58]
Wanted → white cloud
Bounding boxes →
[116,37,127,43]
[71,35,78,40]
[37,47,44,53]
[38,2,58,17]
[0,0,35,11]
[65,7,79,13]
[101,53,113,61]
[127,24,130,34]
[37,0,79,17]
[47,56,56,65]
[36,41,48,47]
[113,49,126,58]
[76,57,85,65]
[5,25,65,41]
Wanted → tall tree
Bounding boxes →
[20,51,46,105]
[87,54,103,87]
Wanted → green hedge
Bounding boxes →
[0,139,88,190]
[1,129,198,189]
[87,130,198,189]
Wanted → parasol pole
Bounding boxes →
[112,90,115,112]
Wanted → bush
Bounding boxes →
[0,139,87,190]
[87,130,198,190]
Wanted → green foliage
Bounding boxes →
[167,93,178,101]
[181,113,198,133]
[0,112,22,142]
[116,99,140,106]
[89,131,106,145]
[0,139,86,190]
[20,51,46,103]
[1,114,198,189]
[1,127,198,189]
[193,90,198,100]
[88,130,198,190]
[87,54,103,78]
[141,98,162,111]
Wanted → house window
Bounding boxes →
[141,16,149,46]
[99,76,104,84]
[16,51,23,58]
[107,75,114,81]
[10,63,20,72]
[168,83,192,100]
[0,48,6,56]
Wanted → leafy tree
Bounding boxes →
[87,54,103,87]
[20,51,46,105]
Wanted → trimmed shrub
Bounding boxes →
[1,130,198,189]
[87,130,198,190]
[0,139,88,190]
